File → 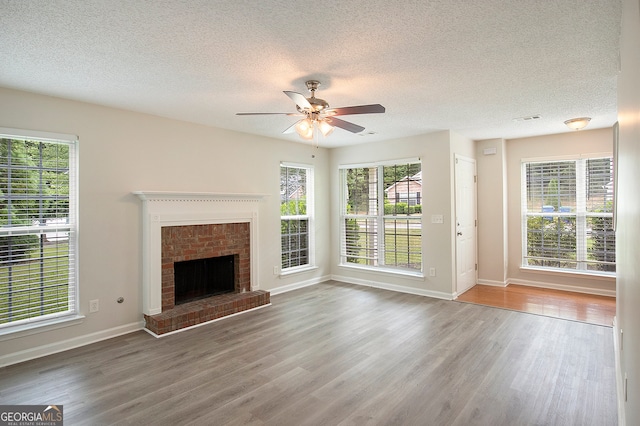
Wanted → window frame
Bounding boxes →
[521,154,615,275]
[339,158,423,276]
[280,162,315,274]
[0,127,81,337]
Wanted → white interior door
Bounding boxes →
[455,155,477,295]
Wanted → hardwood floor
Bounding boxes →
[0,281,617,425]
[456,284,616,327]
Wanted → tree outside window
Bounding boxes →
[280,164,313,271]
[341,161,422,273]
[0,135,77,327]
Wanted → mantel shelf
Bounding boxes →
[132,191,269,201]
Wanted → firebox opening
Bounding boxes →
[174,254,235,305]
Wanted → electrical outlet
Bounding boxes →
[429,267,436,277]
[273,266,279,275]
[89,299,99,313]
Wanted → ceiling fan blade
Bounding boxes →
[284,91,312,110]
[325,104,385,116]
[324,117,365,133]
[282,119,303,134]
[236,112,301,116]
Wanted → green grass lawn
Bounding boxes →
[0,243,70,324]
[383,230,422,269]
[346,225,422,270]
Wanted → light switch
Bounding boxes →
[431,214,444,224]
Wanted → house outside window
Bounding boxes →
[340,160,422,274]
[0,129,78,331]
[522,156,615,273]
[386,171,422,206]
[280,163,314,272]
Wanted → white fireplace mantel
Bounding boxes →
[133,191,268,315]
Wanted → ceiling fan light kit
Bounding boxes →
[237,80,385,141]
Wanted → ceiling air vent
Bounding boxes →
[513,115,541,122]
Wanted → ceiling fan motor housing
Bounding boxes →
[297,98,329,114]
[298,80,329,113]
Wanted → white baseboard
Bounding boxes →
[269,275,329,295]
[0,321,144,368]
[331,274,453,300]
[613,317,626,426]
[506,278,616,297]
[476,279,508,287]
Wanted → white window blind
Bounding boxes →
[341,161,422,273]
[280,164,313,271]
[0,131,78,329]
[522,157,615,273]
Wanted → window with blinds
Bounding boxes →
[340,161,422,273]
[280,164,313,271]
[522,157,615,273]
[0,132,78,329]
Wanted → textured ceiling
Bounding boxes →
[0,0,621,148]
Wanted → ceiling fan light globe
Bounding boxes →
[295,118,314,139]
[300,127,314,140]
[319,120,334,137]
[295,118,312,134]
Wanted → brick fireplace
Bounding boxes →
[133,191,270,336]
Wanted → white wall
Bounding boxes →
[476,138,508,285]
[502,128,616,295]
[616,0,640,423]
[329,130,475,298]
[0,87,331,364]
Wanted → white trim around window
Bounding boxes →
[0,127,80,336]
[280,162,315,274]
[339,159,423,276]
[521,155,615,275]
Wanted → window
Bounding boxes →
[280,163,313,271]
[340,160,422,273]
[522,157,615,273]
[0,129,78,330]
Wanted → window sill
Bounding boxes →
[280,265,319,277]
[0,314,85,342]
[339,263,424,279]
[519,266,615,281]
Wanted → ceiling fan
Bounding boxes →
[236,80,385,140]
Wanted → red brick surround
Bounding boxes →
[161,223,250,311]
[143,222,270,335]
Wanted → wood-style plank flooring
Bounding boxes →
[457,284,616,327]
[0,281,617,425]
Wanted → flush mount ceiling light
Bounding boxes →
[236,80,385,141]
[564,117,591,130]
